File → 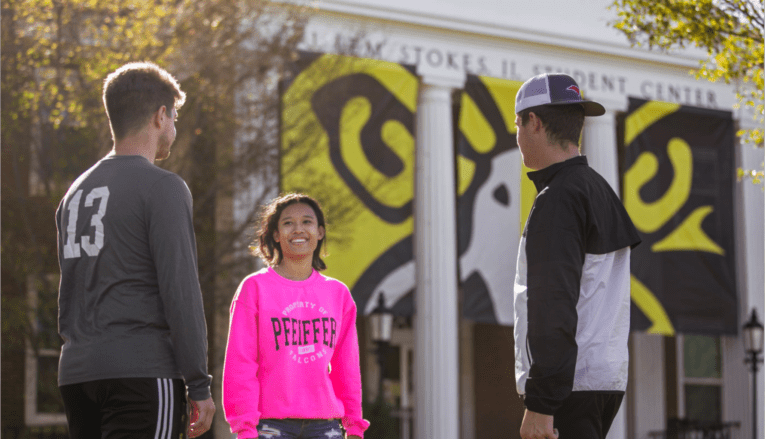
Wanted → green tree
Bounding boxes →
[1,0,309,435]
[611,0,764,182]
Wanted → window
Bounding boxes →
[677,335,724,423]
[25,274,67,426]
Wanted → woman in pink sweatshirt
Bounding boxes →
[223,193,370,439]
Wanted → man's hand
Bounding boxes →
[519,409,558,439]
[188,397,215,438]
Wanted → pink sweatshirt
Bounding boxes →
[223,267,370,438]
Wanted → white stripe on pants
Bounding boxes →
[154,378,174,439]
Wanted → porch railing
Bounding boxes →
[648,419,741,439]
[390,407,414,439]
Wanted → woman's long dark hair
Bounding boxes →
[252,193,327,271]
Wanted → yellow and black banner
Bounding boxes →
[280,52,419,316]
[456,75,535,325]
[280,58,540,322]
[623,97,737,335]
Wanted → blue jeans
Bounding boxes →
[255,419,345,439]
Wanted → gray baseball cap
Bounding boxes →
[515,73,605,116]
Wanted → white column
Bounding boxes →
[629,333,666,439]
[760,56,765,439]
[413,65,464,439]
[740,139,765,439]
[582,107,620,192]
[582,106,629,439]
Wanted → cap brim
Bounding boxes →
[581,101,606,117]
[543,100,605,117]
[519,100,606,117]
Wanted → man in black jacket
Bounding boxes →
[512,73,641,439]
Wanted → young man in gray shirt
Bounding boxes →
[56,62,215,438]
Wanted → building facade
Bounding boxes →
[3,2,762,439]
[217,1,764,438]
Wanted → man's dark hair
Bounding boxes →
[102,62,186,141]
[253,193,328,271]
[519,104,585,149]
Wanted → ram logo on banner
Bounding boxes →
[457,75,532,325]
[369,74,532,324]
[281,53,418,315]
[623,97,737,335]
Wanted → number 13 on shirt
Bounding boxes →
[63,186,110,259]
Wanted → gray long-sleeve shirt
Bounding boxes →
[56,154,211,400]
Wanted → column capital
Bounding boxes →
[417,63,466,89]
[584,110,617,127]
[596,96,628,115]
[582,106,620,193]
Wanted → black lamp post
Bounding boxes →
[743,308,764,439]
[369,294,394,402]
